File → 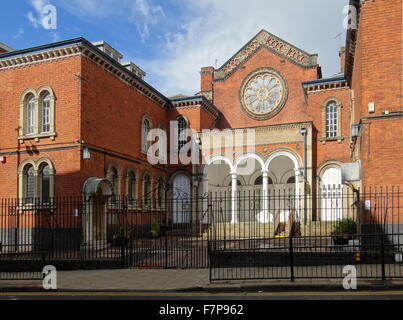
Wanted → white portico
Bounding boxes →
[203,150,303,225]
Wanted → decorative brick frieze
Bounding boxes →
[213,30,318,82]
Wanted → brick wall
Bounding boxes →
[351,0,403,189]
[306,87,352,177]
[353,0,403,116]
[0,56,82,198]
[212,48,318,129]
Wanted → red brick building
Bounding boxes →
[0,0,401,230]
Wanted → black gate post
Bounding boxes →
[121,242,126,268]
[289,236,295,282]
[208,240,212,283]
[121,199,128,269]
[380,232,386,281]
[164,225,168,269]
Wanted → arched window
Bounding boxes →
[157,179,165,209]
[143,174,151,207]
[287,176,296,184]
[41,93,51,133]
[228,180,242,186]
[24,164,35,204]
[39,163,51,203]
[142,118,151,153]
[321,167,342,221]
[326,101,338,138]
[20,87,56,140]
[177,117,187,152]
[26,95,35,135]
[127,171,136,203]
[254,176,273,185]
[255,176,263,186]
[19,159,55,204]
[110,167,119,197]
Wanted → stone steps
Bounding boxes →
[203,222,277,240]
[300,221,335,237]
[203,221,338,239]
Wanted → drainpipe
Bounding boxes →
[300,128,308,226]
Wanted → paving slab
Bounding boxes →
[1,268,403,293]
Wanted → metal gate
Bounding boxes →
[125,195,209,269]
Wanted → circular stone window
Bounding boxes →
[240,69,288,120]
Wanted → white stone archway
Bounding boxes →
[234,154,265,223]
[264,150,302,223]
[204,156,236,223]
[82,178,113,247]
[171,172,192,224]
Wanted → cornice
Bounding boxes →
[213,30,318,82]
[0,38,170,108]
[200,121,313,136]
[170,96,221,119]
[80,46,168,108]
[0,44,82,69]
[303,80,349,93]
[197,90,213,100]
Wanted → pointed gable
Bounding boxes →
[213,29,318,81]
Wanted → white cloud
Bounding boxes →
[57,0,165,42]
[136,0,348,96]
[133,0,165,42]
[13,28,24,39]
[51,0,349,96]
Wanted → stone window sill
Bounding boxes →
[19,132,57,142]
[320,137,345,144]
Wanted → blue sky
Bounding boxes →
[1,0,349,96]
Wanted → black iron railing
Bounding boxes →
[0,186,401,281]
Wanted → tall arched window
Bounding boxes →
[26,95,35,135]
[321,167,342,221]
[157,179,165,209]
[19,159,55,204]
[127,171,136,203]
[143,174,151,207]
[177,116,187,152]
[24,164,35,204]
[41,93,51,133]
[326,101,338,138]
[110,167,119,199]
[19,87,56,140]
[39,163,51,203]
[142,118,151,153]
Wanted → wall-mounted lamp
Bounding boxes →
[83,147,91,160]
[351,124,361,138]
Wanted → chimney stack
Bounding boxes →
[339,47,346,74]
[200,66,214,93]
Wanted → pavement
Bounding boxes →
[2,268,403,293]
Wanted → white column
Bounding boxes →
[262,170,269,219]
[231,173,238,224]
